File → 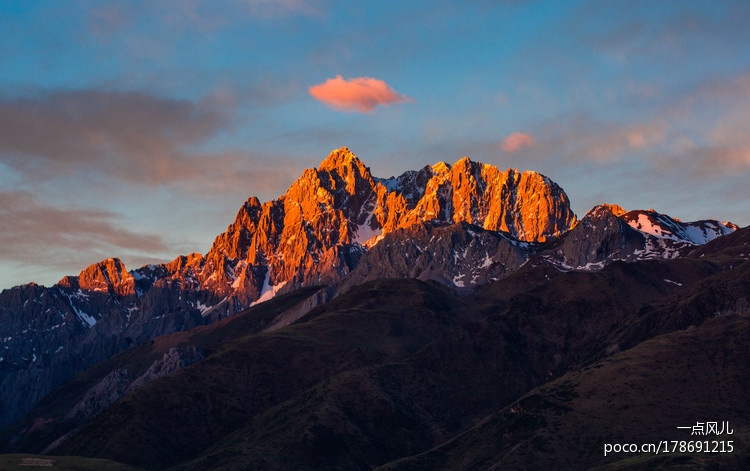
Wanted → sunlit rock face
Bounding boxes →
[193,147,577,308]
[392,156,576,242]
[58,258,136,297]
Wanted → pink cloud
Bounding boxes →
[501,132,535,153]
[309,75,413,113]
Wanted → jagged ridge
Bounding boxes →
[175,147,577,308]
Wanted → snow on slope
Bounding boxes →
[622,210,735,245]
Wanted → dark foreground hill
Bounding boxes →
[377,313,750,471]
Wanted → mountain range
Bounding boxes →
[1,147,746,470]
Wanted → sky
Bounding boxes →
[1,0,749,290]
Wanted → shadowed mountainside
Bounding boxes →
[377,313,750,471]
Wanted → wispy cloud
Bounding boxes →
[0,89,226,183]
[88,5,131,39]
[649,73,750,177]
[500,132,534,153]
[87,0,325,36]
[309,75,413,113]
[690,146,750,174]
[0,191,171,273]
[535,115,666,163]
[0,88,307,197]
[572,1,750,62]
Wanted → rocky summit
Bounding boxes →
[196,147,577,303]
[0,147,738,429]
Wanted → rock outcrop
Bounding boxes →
[65,369,133,422]
[60,258,136,297]
[64,346,205,424]
[552,205,647,269]
[125,346,205,394]
[334,221,533,297]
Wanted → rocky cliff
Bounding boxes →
[192,147,576,305]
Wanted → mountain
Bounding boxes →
[547,204,736,269]
[193,147,576,306]
[376,256,750,470]
[0,148,575,427]
[4,226,748,470]
[0,147,738,432]
[58,258,136,297]
[0,286,322,456]
[0,258,222,428]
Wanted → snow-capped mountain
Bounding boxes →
[621,207,736,246]
[0,147,738,428]
[547,204,737,270]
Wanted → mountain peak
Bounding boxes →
[83,258,135,296]
[620,208,736,245]
[57,257,135,296]
[451,156,485,174]
[430,161,451,175]
[318,146,362,172]
[602,204,626,216]
[584,204,626,219]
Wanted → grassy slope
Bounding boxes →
[53,279,465,470]
[376,314,750,471]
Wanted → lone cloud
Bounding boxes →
[309,75,413,113]
[501,132,534,153]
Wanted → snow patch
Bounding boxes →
[626,212,734,246]
[195,300,212,315]
[196,297,228,317]
[131,269,149,281]
[61,291,97,327]
[682,221,734,244]
[452,274,466,287]
[377,176,402,193]
[353,204,383,246]
[479,252,494,269]
[231,261,248,289]
[627,213,678,240]
[579,261,605,270]
[250,272,288,307]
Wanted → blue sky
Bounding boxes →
[1,0,749,289]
